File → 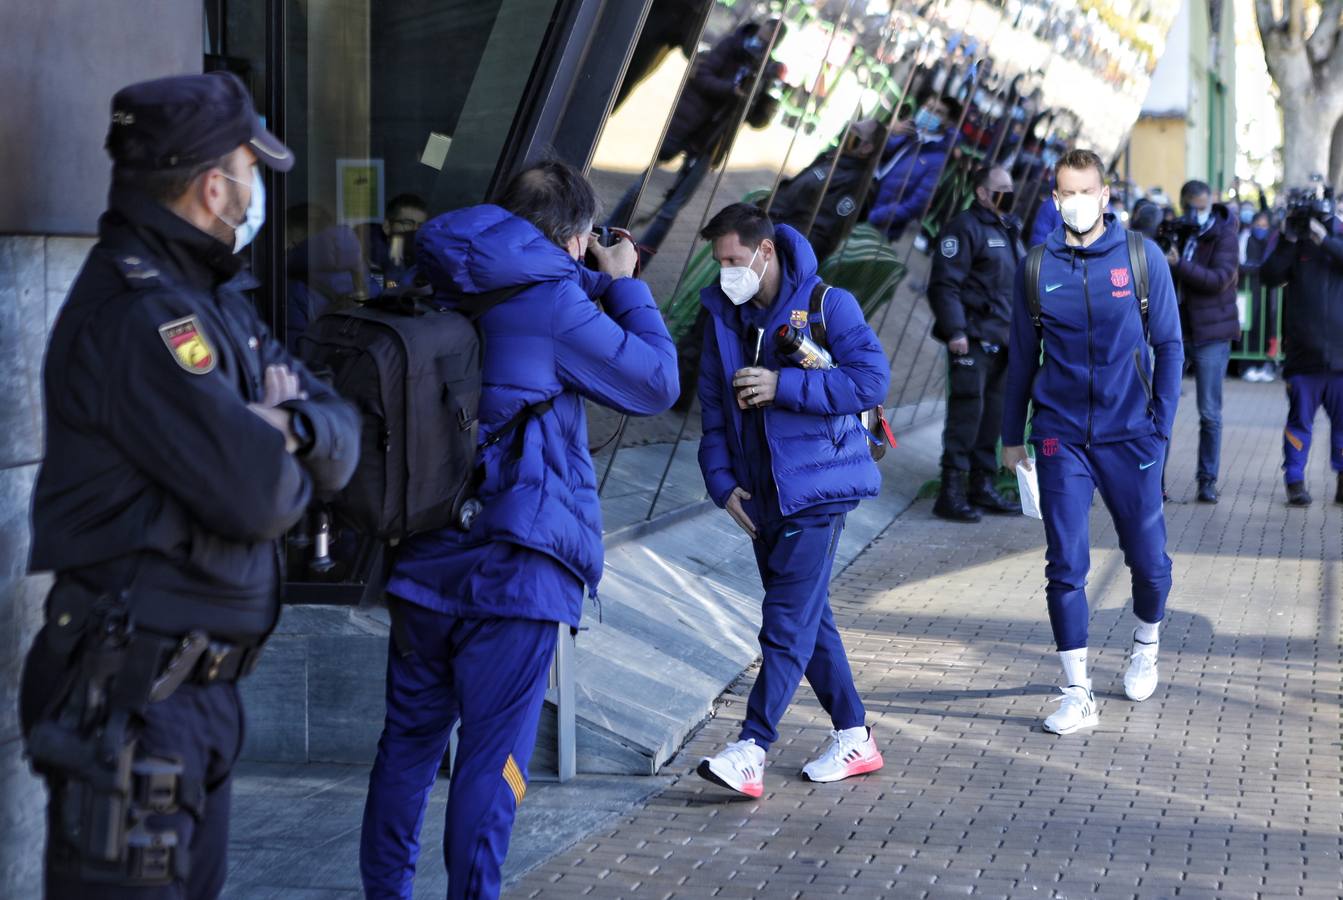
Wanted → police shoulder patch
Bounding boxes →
[158,315,217,375]
[941,237,960,258]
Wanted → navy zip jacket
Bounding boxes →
[1001,217,1183,448]
[31,187,360,642]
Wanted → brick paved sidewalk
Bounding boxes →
[509,379,1343,899]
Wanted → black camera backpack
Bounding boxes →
[298,286,547,543]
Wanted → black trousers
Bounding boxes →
[941,341,1009,473]
[21,630,244,900]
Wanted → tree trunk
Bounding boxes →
[1279,91,1338,187]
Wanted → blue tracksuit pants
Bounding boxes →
[1035,434,1173,652]
[360,599,558,900]
[739,512,866,750]
[1283,372,1343,483]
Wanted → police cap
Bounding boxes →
[106,71,293,173]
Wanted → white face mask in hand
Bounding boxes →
[1058,193,1102,235]
[719,246,768,306]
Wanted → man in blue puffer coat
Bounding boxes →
[358,161,678,899]
[1001,150,1183,737]
[693,203,890,798]
[867,92,960,241]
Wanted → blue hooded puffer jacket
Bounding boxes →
[1001,217,1184,448]
[395,205,678,619]
[698,225,888,516]
[868,132,952,240]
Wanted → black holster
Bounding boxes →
[25,603,203,886]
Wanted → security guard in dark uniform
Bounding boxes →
[928,165,1023,521]
[19,72,359,898]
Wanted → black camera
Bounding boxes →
[583,225,640,276]
[1155,218,1199,254]
[1285,182,1335,239]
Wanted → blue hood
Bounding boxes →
[415,204,580,295]
[701,223,819,320]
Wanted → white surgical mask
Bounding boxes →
[1058,193,1102,235]
[218,165,266,253]
[1194,208,1211,227]
[719,246,768,306]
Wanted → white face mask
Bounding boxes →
[719,246,769,306]
[218,165,266,253]
[1058,192,1102,235]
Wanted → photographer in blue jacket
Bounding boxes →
[1001,150,1183,736]
[694,203,889,798]
[359,161,678,900]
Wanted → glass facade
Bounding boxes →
[211,0,1180,601]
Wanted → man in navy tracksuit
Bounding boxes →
[358,162,678,899]
[1001,150,1183,735]
[694,203,890,796]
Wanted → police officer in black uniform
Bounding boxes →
[928,165,1023,521]
[20,72,359,898]
[768,118,883,262]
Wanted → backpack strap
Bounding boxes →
[808,281,831,349]
[1025,244,1045,340]
[1127,229,1151,344]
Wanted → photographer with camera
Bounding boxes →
[358,161,678,898]
[693,203,889,797]
[1162,180,1241,504]
[608,18,785,257]
[1260,181,1343,507]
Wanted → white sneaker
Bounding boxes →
[1124,636,1160,702]
[697,739,766,798]
[1241,366,1264,383]
[1042,685,1099,735]
[801,726,884,783]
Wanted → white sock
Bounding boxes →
[838,725,868,741]
[1134,619,1160,644]
[1059,649,1090,691]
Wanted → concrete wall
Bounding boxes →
[0,235,96,899]
[0,1,202,235]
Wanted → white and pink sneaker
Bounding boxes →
[801,726,884,783]
[697,738,766,798]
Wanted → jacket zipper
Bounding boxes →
[1081,253,1094,447]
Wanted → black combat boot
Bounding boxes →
[1286,481,1312,507]
[933,469,981,522]
[968,470,1020,515]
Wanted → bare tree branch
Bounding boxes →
[1307,0,1343,65]
[1255,0,1285,45]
